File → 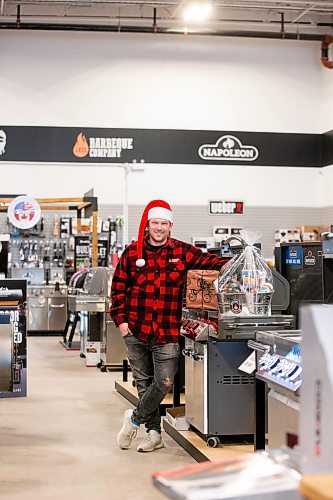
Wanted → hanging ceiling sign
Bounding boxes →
[209,201,244,215]
[7,196,41,230]
[0,125,325,167]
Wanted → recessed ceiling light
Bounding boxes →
[183,3,213,22]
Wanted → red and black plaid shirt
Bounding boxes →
[110,237,227,344]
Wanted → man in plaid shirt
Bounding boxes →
[110,200,227,452]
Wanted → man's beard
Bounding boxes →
[150,231,168,245]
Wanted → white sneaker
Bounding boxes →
[117,409,139,450]
[137,430,165,453]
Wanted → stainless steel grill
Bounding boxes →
[28,284,68,332]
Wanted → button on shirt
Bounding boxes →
[110,237,227,344]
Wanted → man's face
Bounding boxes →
[148,218,172,245]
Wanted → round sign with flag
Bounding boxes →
[8,195,41,230]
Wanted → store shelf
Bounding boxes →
[300,475,333,500]
[163,419,254,463]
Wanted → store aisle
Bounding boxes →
[0,337,194,500]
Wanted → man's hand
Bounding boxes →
[119,322,132,337]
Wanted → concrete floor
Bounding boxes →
[0,337,195,500]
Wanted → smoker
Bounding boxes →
[68,267,110,358]
[182,268,295,448]
[275,240,333,325]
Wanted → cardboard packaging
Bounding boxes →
[165,407,189,431]
[85,341,101,367]
[299,225,328,242]
[186,270,219,311]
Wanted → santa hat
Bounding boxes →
[136,200,173,267]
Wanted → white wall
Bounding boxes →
[319,51,333,206]
[322,165,333,206]
[0,31,323,132]
[320,45,333,133]
[125,164,323,207]
[0,162,323,207]
[0,30,325,207]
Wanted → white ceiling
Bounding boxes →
[1,0,333,39]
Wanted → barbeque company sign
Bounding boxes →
[198,135,259,161]
[73,132,134,159]
[7,196,41,230]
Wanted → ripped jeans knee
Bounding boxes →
[162,376,174,390]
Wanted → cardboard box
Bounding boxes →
[165,407,189,431]
[299,225,328,242]
[85,341,101,367]
[186,270,219,311]
[275,228,301,246]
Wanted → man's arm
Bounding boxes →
[185,243,228,271]
[109,249,130,328]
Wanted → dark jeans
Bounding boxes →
[123,334,180,433]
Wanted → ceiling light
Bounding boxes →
[183,3,213,22]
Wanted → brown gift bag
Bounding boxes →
[186,270,219,310]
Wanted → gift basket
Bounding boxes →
[216,230,274,317]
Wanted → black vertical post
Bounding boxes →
[280,12,285,39]
[173,335,185,407]
[254,378,266,450]
[173,364,181,407]
[123,359,128,382]
[68,313,79,346]
[153,7,157,33]
[16,5,21,28]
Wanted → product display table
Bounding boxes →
[163,419,253,462]
[299,475,333,500]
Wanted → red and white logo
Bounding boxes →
[8,196,41,230]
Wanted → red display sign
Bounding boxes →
[209,201,244,215]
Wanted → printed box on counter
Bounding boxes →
[186,270,219,311]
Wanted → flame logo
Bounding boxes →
[73,133,89,158]
[222,137,234,149]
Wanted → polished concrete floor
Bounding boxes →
[0,337,195,500]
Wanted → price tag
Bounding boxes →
[238,351,256,375]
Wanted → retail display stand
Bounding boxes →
[0,195,99,268]
[0,279,27,398]
[300,304,333,474]
[0,193,101,339]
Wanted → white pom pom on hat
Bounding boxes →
[135,200,173,267]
